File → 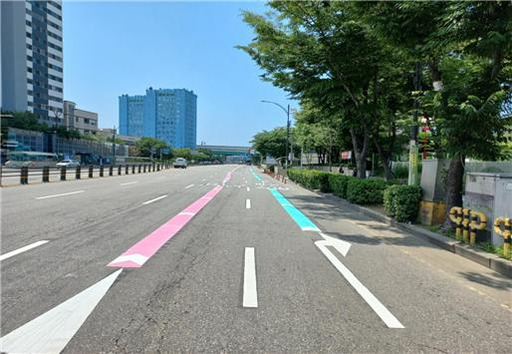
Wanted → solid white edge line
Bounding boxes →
[315,241,404,329]
[142,195,168,205]
[120,181,138,186]
[185,184,195,189]
[0,240,49,261]
[35,190,84,200]
[243,247,258,308]
[246,199,251,209]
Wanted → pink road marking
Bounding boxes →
[108,185,223,268]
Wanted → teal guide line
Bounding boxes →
[250,168,262,182]
[269,188,320,232]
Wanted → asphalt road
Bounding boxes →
[1,165,511,353]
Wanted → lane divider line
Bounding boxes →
[247,187,250,192]
[35,190,84,200]
[120,181,138,186]
[0,240,49,262]
[185,184,195,189]
[246,199,251,209]
[0,269,122,353]
[268,188,320,232]
[243,247,258,308]
[108,186,223,268]
[142,195,168,205]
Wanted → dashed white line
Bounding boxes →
[247,187,250,192]
[142,195,168,205]
[246,199,251,209]
[185,184,195,189]
[0,240,49,261]
[120,181,138,186]
[35,190,84,200]
[243,247,258,308]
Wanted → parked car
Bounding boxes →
[56,159,80,168]
[173,157,188,168]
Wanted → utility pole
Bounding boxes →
[112,125,116,165]
[408,62,421,186]
[261,100,291,170]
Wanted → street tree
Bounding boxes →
[239,1,385,178]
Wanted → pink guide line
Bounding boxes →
[108,186,223,268]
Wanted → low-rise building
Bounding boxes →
[63,101,98,135]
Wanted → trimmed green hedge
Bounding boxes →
[328,174,351,199]
[287,169,331,192]
[383,185,422,222]
[287,169,422,223]
[346,178,390,205]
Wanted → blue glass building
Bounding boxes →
[119,87,197,149]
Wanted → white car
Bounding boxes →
[173,157,188,168]
[56,159,80,168]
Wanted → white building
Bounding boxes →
[1,1,64,124]
[63,101,98,135]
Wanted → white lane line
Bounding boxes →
[247,187,250,192]
[35,190,84,200]
[142,195,168,205]
[316,242,404,328]
[246,199,251,209]
[185,184,195,189]
[243,247,258,308]
[202,179,206,182]
[0,269,122,353]
[120,181,138,186]
[0,240,49,262]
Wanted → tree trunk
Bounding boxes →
[443,154,465,229]
[373,136,393,180]
[350,126,369,179]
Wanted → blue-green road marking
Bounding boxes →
[269,188,320,232]
[250,168,262,182]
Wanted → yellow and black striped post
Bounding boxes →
[494,217,511,257]
[469,211,487,246]
[461,208,470,243]
[449,207,463,240]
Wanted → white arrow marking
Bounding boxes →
[109,254,148,267]
[0,269,122,353]
[315,241,404,329]
[319,232,352,257]
[0,240,49,261]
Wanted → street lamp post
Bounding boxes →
[261,100,291,169]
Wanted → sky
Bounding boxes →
[63,1,296,146]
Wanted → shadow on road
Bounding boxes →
[457,271,512,290]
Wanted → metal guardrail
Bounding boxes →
[0,163,171,186]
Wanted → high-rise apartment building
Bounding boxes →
[119,87,197,149]
[1,0,64,124]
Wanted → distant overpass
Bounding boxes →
[198,145,253,163]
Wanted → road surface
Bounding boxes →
[1,165,511,352]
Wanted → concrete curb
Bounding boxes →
[288,181,512,279]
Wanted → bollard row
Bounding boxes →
[17,163,170,185]
[449,207,487,245]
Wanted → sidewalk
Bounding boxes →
[275,177,512,310]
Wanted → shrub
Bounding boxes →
[383,185,401,217]
[287,169,332,192]
[383,185,422,222]
[346,178,390,205]
[328,174,350,198]
[393,185,422,222]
